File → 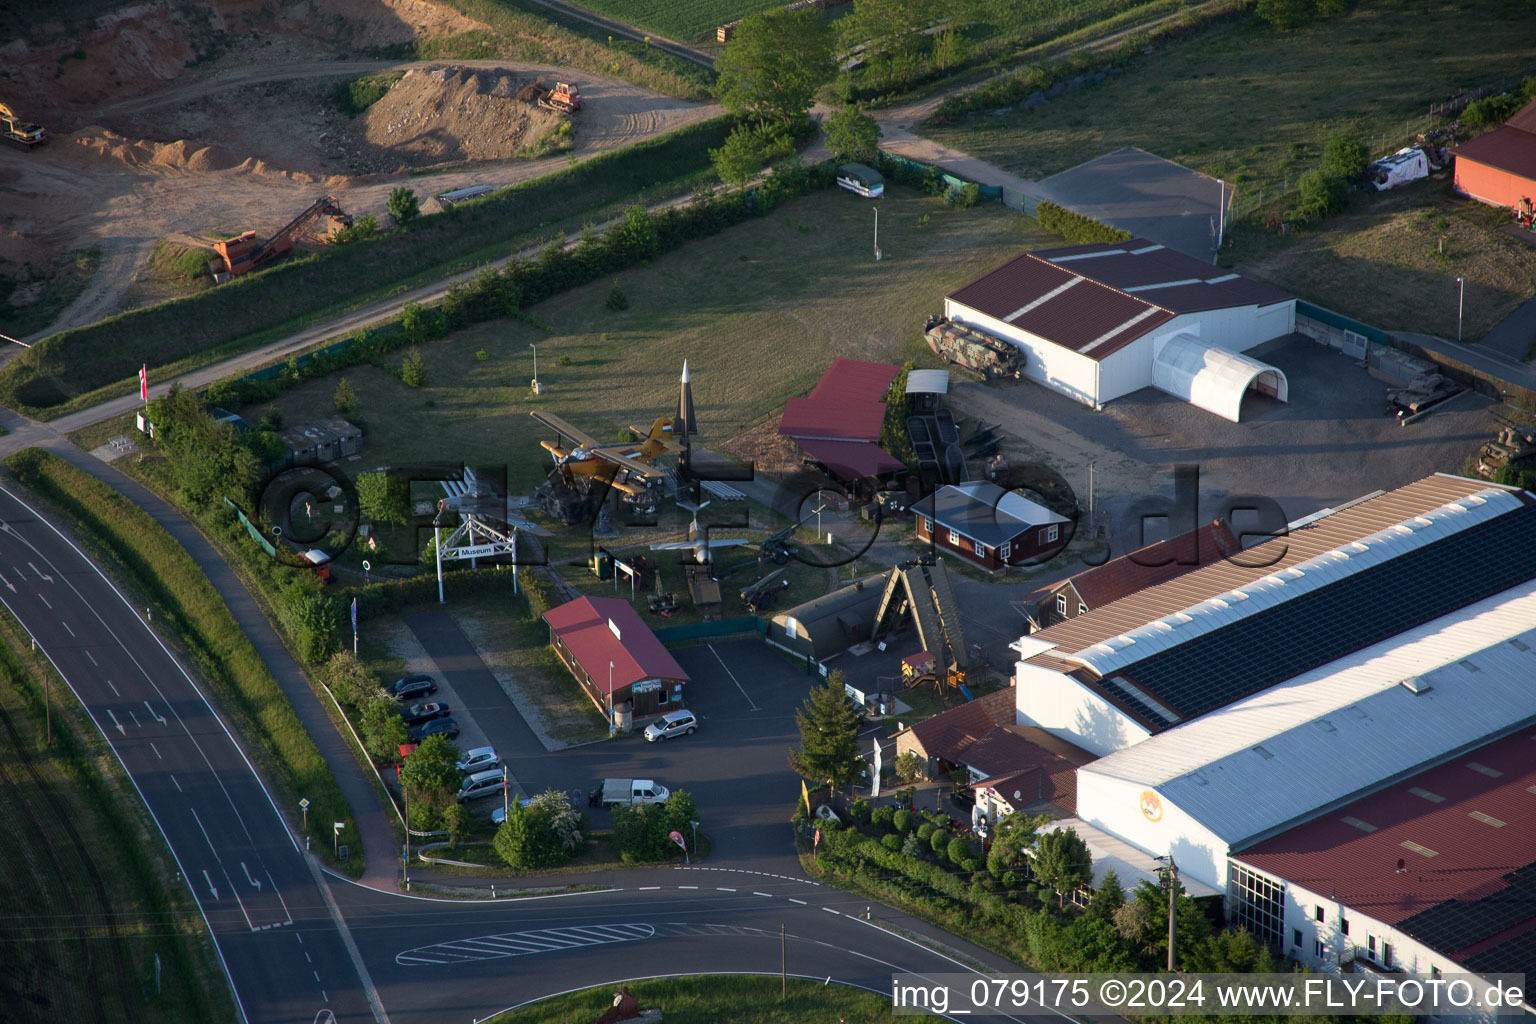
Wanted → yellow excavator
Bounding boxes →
[0,102,46,149]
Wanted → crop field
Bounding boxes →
[923,0,1536,215]
[562,0,793,44]
[236,186,1049,496]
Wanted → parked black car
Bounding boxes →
[409,717,460,743]
[400,701,451,727]
[390,674,438,701]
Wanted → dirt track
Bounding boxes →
[1,57,719,344]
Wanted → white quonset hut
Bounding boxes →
[944,239,1295,421]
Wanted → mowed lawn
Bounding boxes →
[566,0,790,43]
[924,0,1536,207]
[242,186,1049,495]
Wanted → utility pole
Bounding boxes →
[403,784,410,889]
[781,922,787,1001]
[1456,277,1465,343]
[1165,855,1179,972]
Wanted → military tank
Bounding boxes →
[924,315,1021,379]
[1478,423,1536,478]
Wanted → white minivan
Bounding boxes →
[643,709,698,743]
[456,769,505,803]
[456,746,499,774]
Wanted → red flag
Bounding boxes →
[139,365,148,401]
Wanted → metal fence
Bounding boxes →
[653,616,767,644]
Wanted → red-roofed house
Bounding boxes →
[1230,726,1536,983]
[893,687,1095,818]
[1453,97,1536,210]
[543,595,690,724]
[1035,519,1239,627]
[778,358,905,481]
[944,241,1295,422]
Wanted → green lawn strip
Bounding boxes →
[923,1,1536,204]
[2,117,735,419]
[0,620,234,1024]
[2,448,362,875]
[552,0,787,47]
[0,247,101,339]
[487,974,923,1022]
[426,0,713,97]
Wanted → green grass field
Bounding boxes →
[924,0,1536,211]
[563,0,792,44]
[236,186,1047,496]
[489,975,932,1022]
[0,248,100,340]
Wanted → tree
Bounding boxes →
[532,788,587,857]
[1128,878,1213,968]
[709,123,793,185]
[892,750,924,783]
[332,376,356,414]
[1186,926,1276,974]
[788,671,864,788]
[1085,867,1125,922]
[1032,827,1093,907]
[1321,132,1368,181]
[612,205,660,262]
[334,213,378,244]
[495,797,561,870]
[1294,169,1347,221]
[825,105,882,165]
[400,734,461,829]
[386,186,419,226]
[359,695,408,760]
[284,592,340,664]
[713,8,835,125]
[356,470,410,526]
[442,802,465,847]
[400,346,427,388]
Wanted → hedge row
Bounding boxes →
[0,116,738,416]
[3,448,361,873]
[1034,201,1132,244]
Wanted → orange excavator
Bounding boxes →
[0,102,46,149]
[211,195,352,277]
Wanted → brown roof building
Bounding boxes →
[944,240,1295,422]
[894,687,1094,815]
[1453,96,1536,210]
[1036,518,1239,627]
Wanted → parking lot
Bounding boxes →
[396,621,823,874]
[953,333,1500,557]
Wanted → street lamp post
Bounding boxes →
[1456,277,1465,343]
[530,343,540,394]
[608,661,615,734]
[434,505,445,605]
[403,785,410,888]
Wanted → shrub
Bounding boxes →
[892,750,924,784]
[930,829,949,858]
[332,376,356,413]
[892,808,913,833]
[386,186,420,227]
[945,182,980,208]
[1035,201,1132,244]
[605,283,629,311]
[1003,871,1020,890]
[475,349,488,361]
[1321,132,1368,181]
[947,836,972,865]
[849,797,871,824]
[1293,169,1347,222]
[881,833,902,852]
[870,805,895,831]
[917,822,935,842]
[399,346,427,388]
[961,857,978,873]
[900,832,927,859]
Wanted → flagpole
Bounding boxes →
[351,597,358,656]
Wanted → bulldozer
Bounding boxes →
[0,102,46,149]
[538,82,581,114]
[209,195,352,278]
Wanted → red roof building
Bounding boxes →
[1035,519,1239,627]
[1230,726,1536,980]
[778,358,904,480]
[543,595,690,723]
[1453,97,1536,209]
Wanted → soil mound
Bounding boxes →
[64,127,324,181]
[357,66,570,169]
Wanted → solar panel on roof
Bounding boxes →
[1401,860,1536,954]
[1089,505,1536,731]
[1464,922,1536,980]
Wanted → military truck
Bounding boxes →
[924,315,1021,379]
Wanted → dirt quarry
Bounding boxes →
[0,0,722,344]
[355,67,571,171]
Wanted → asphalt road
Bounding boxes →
[330,872,1062,1024]
[0,482,383,1024]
